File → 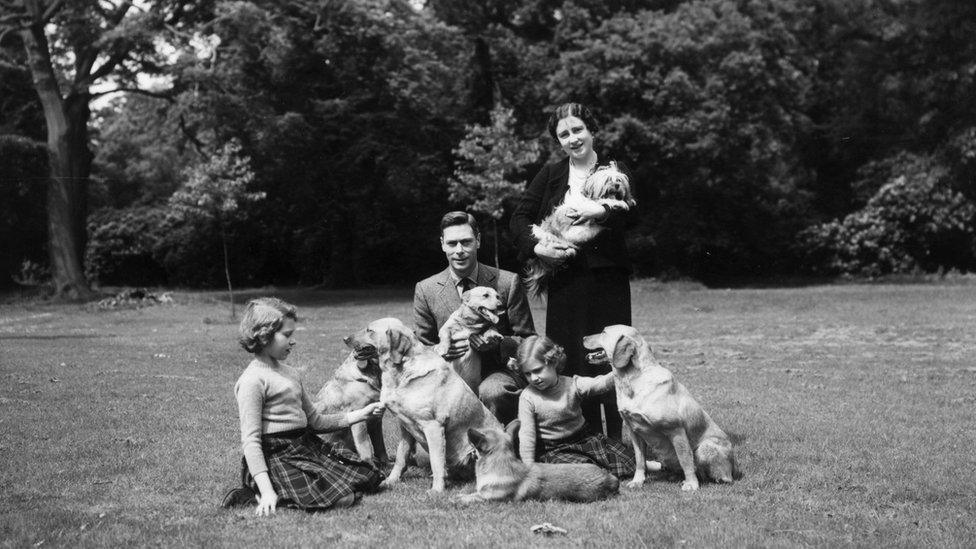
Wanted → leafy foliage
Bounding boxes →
[0,135,48,287]
[451,105,542,219]
[799,153,976,277]
[169,140,263,222]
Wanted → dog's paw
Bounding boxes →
[680,480,700,492]
[626,477,645,489]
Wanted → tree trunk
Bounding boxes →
[220,223,235,319]
[20,25,93,299]
[492,217,500,269]
[470,36,494,124]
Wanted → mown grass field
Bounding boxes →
[1,280,975,547]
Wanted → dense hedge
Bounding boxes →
[0,135,48,288]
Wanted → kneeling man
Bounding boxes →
[414,211,535,425]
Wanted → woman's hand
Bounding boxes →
[565,201,609,225]
[533,241,575,265]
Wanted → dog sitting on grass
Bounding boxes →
[435,286,504,393]
[583,325,739,491]
[525,161,636,298]
[454,426,619,503]
[313,351,388,466]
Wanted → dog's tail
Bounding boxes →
[523,259,552,300]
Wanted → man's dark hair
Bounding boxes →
[440,211,480,237]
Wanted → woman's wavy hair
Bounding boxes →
[238,297,298,355]
[546,102,599,142]
[515,334,567,375]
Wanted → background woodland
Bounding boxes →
[3,0,976,294]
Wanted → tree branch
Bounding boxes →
[40,0,65,24]
[90,86,174,100]
[88,49,128,81]
[108,0,133,26]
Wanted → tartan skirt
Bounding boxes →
[537,427,636,479]
[240,429,382,511]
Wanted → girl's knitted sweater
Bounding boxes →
[235,360,349,476]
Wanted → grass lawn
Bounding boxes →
[1,280,975,547]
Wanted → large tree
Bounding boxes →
[0,0,202,297]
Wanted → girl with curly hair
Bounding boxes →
[222,297,385,515]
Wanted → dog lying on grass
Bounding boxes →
[435,286,504,392]
[312,351,388,466]
[525,162,636,298]
[583,325,739,491]
[454,426,619,503]
[345,317,502,493]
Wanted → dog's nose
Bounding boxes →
[342,336,351,345]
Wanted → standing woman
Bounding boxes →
[510,102,633,439]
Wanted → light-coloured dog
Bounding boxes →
[583,325,739,491]
[312,351,388,465]
[526,162,636,298]
[345,317,503,492]
[435,285,504,392]
[455,426,619,503]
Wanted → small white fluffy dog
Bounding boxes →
[525,162,635,298]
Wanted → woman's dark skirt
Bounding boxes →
[240,429,381,511]
[546,264,631,439]
[537,426,636,479]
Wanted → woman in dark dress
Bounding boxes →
[510,102,633,439]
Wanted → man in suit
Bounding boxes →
[414,211,536,425]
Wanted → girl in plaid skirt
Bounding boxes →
[513,335,636,479]
[222,298,385,515]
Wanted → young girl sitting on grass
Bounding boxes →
[222,297,386,515]
[513,335,639,479]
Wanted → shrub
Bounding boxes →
[0,135,48,287]
[799,153,976,276]
[85,206,176,286]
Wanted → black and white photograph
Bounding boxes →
[1,0,974,546]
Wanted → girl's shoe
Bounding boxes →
[221,486,257,508]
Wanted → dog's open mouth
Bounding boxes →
[353,344,378,361]
[476,306,500,324]
[585,349,609,365]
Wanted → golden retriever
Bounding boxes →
[525,162,636,298]
[454,426,619,503]
[312,351,388,465]
[344,317,503,493]
[435,286,504,392]
[583,325,739,491]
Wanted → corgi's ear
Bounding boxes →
[611,334,636,370]
[387,328,412,367]
[467,428,488,453]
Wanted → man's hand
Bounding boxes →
[469,332,502,352]
[441,332,469,361]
